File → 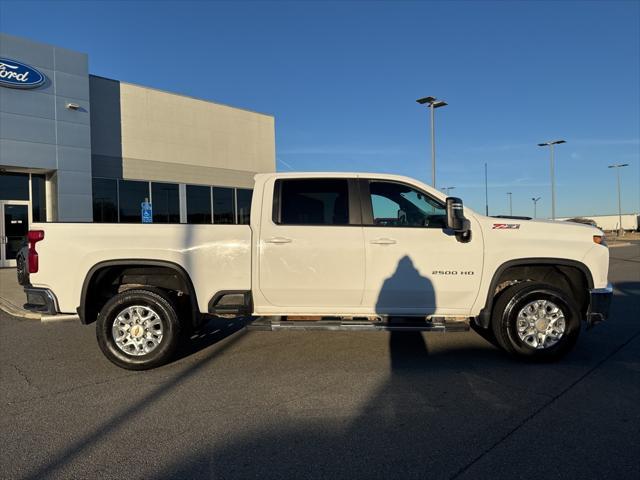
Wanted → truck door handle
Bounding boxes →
[266,237,293,244]
[370,238,397,245]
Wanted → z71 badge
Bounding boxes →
[492,223,520,229]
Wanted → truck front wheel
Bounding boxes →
[96,289,180,370]
[491,282,580,361]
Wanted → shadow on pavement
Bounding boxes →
[155,257,511,479]
[613,281,640,297]
[156,333,513,479]
[156,267,640,479]
[21,318,250,480]
[173,316,249,362]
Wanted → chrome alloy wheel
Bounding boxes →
[112,305,164,356]
[516,299,566,349]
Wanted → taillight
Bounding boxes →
[27,230,45,273]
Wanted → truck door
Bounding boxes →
[258,178,365,308]
[359,179,483,316]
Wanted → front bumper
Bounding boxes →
[24,287,59,315]
[587,283,613,327]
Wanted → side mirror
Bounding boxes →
[446,197,471,241]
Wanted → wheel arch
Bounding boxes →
[476,258,594,329]
[78,259,200,327]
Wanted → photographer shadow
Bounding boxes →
[158,256,507,478]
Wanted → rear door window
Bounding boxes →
[275,179,350,225]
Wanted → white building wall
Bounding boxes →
[558,214,639,231]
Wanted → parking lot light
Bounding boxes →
[532,196,541,218]
[417,96,448,187]
[537,140,566,220]
[608,163,629,237]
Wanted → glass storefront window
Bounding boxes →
[236,189,252,225]
[151,182,180,223]
[93,178,119,222]
[119,180,149,223]
[186,185,212,224]
[31,174,47,222]
[0,172,29,200]
[213,187,235,224]
[90,178,252,225]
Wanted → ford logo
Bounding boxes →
[0,58,46,89]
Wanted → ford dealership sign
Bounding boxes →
[0,58,46,89]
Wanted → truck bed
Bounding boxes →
[28,223,252,314]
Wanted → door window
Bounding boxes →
[367,181,446,228]
[276,179,349,225]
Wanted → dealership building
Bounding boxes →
[0,33,275,267]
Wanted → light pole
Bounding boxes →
[532,197,541,219]
[537,140,566,220]
[507,192,513,216]
[608,163,629,236]
[441,186,456,196]
[484,162,489,215]
[417,96,447,187]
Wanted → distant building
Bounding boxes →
[558,214,639,232]
[0,33,275,267]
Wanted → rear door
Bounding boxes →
[258,177,365,308]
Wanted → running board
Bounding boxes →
[247,317,470,332]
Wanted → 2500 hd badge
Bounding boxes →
[432,270,475,275]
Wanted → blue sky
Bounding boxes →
[1,0,638,218]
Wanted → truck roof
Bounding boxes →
[254,171,433,183]
[253,171,448,202]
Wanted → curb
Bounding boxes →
[0,297,79,323]
[0,296,41,320]
[609,243,631,248]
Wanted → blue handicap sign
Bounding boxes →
[141,201,153,223]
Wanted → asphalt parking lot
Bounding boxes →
[1,243,639,480]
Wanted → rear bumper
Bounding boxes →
[23,287,59,315]
[587,283,613,327]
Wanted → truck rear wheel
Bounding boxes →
[96,289,180,370]
[491,282,580,361]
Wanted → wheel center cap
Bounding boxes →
[535,318,549,332]
[131,324,144,338]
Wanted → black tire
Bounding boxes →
[96,289,181,370]
[470,286,515,349]
[491,282,580,361]
[16,248,29,286]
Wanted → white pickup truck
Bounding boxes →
[18,172,612,370]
